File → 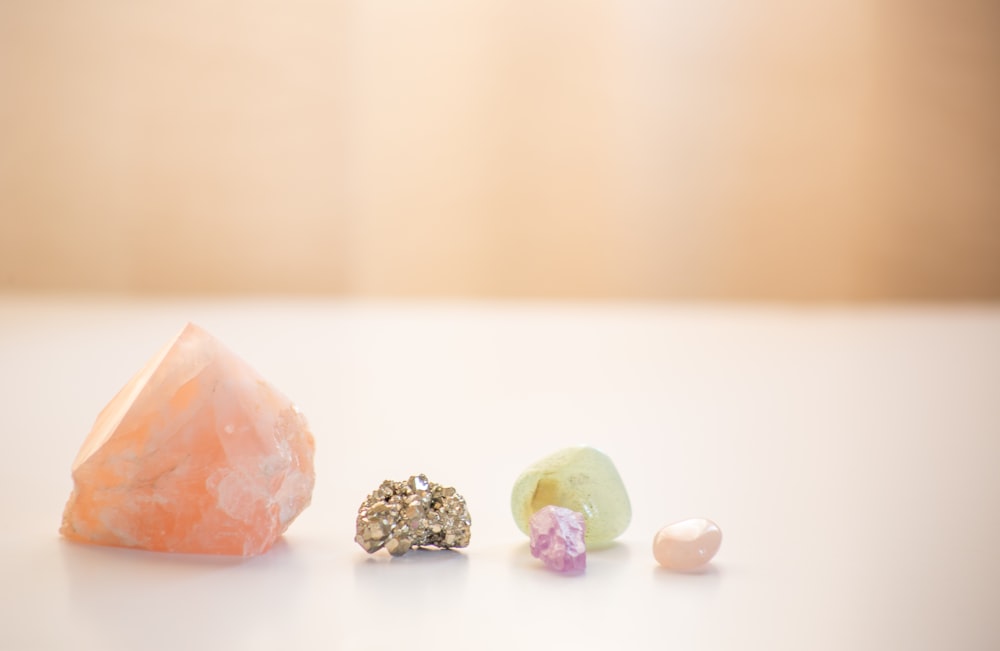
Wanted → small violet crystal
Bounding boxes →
[529,505,586,573]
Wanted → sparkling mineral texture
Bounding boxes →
[60,323,315,556]
[530,505,586,573]
[511,446,631,547]
[355,475,471,556]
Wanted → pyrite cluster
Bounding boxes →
[355,474,471,556]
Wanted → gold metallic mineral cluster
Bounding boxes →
[355,474,472,556]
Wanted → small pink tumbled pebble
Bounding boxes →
[653,518,722,570]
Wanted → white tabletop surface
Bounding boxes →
[1,296,998,650]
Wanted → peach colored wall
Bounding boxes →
[1,1,998,299]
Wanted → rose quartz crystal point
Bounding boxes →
[653,518,722,570]
[60,323,315,556]
[529,505,586,573]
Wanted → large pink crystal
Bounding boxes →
[60,323,315,556]
[529,505,586,572]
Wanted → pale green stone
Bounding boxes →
[511,446,631,547]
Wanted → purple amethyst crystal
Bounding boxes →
[529,505,586,573]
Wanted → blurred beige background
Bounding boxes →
[1,1,998,300]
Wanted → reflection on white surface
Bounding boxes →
[353,549,470,589]
[508,540,634,582]
[58,539,308,649]
[1,299,999,650]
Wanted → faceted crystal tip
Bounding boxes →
[60,323,315,556]
[355,475,471,556]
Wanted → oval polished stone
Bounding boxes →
[653,518,722,570]
[511,446,631,546]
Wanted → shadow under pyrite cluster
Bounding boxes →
[355,475,472,556]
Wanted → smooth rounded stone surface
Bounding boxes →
[60,323,316,556]
[511,446,631,546]
[653,518,722,570]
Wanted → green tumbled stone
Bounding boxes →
[511,446,631,547]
